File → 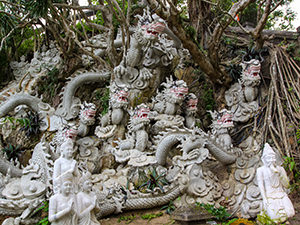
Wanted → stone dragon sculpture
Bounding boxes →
[208,109,234,151]
[225,59,262,122]
[118,103,151,152]
[0,138,53,217]
[95,84,129,140]
[55,71,111,120]
[0,6,273,224]
[114,7,181,92]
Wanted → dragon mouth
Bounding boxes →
[116,91,129,103]
[172,87,189,99]
[245,63,261,79]
[143,22,166,37]
[135,108,150,119]
[218,113,233,126]
[187,99,198,110]
[83,109,96,119]
[64,128,78,139]
[147,29,159,36]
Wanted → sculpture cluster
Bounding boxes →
[0,8,295,225]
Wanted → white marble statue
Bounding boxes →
[53,139,79,193]
[49,173,77,225]
[76,172,100,225]
[257,143,295,223]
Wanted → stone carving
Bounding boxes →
[95,84,129,140]
[9,55,29,81]
[8,42,62,96]
[182,93,198,129]
[49,122,79,155]
[0,7,290,225]
[56,72,111,120]
[114,8,166,90]
[0,139,52,219]
[152,77,188,116]
[155,128,237,166]
[76,172,100,225]
[49,173,77,225]
[118,103,150,152]
[225,59,261,122]
[53,139,79,194]
[257,143,295,223]
[0,93,54,119]
[78,102,97,137]
[209,109,234,151]
[76,137,101,173]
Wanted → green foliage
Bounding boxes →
[239,2,258,26]
[286,42,297,53]
[1,144,21,161]
[23,0,51,18]
[138,169,169,192]
[118,214,136,224]
[161,200,176,215]
[296,126,300,144]
[20,112,41,137]
[294,56,300,62]
[35,201,49,225]
[22,0,64,18]
[225,64,242,82]
[38,67,59,100]
[141,212,163,221]
[201,84,216,111]
[196,203,231,221]
[256,211,284,225]
[283,156,300,193]
[1,116,30,129]
[37,218,49,225]
[0,111,41,137]
[0,3,35,86]
[222,218,238,225]
[96,88,110,115]
[265,1,296,30]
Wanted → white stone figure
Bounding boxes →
[76,172,100,225]
[53,139,79,193]
[49,173,77,225]
[256,143,295,223]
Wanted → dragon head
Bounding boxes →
[163,78,188,104]
[133,104,150,120]
[62,122,79,141]
[137,8,166,41]
[129,103,151,128]
[141,21,166,41]
[79,102,97,126]
[240,59,261,85]
[184,93,198,114]
[111,88,129,109]
[209,109,234,130]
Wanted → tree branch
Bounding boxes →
[0,10,20,18]
[53,3,104,11]
[251,0,284,49]
[208,0,254,66]
[0,14,31,51]
[79,9,109,32]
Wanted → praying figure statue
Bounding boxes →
[257,143,295,223]
[53,139,79,193]
[49,173,77,225]
[76,172,100,225]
